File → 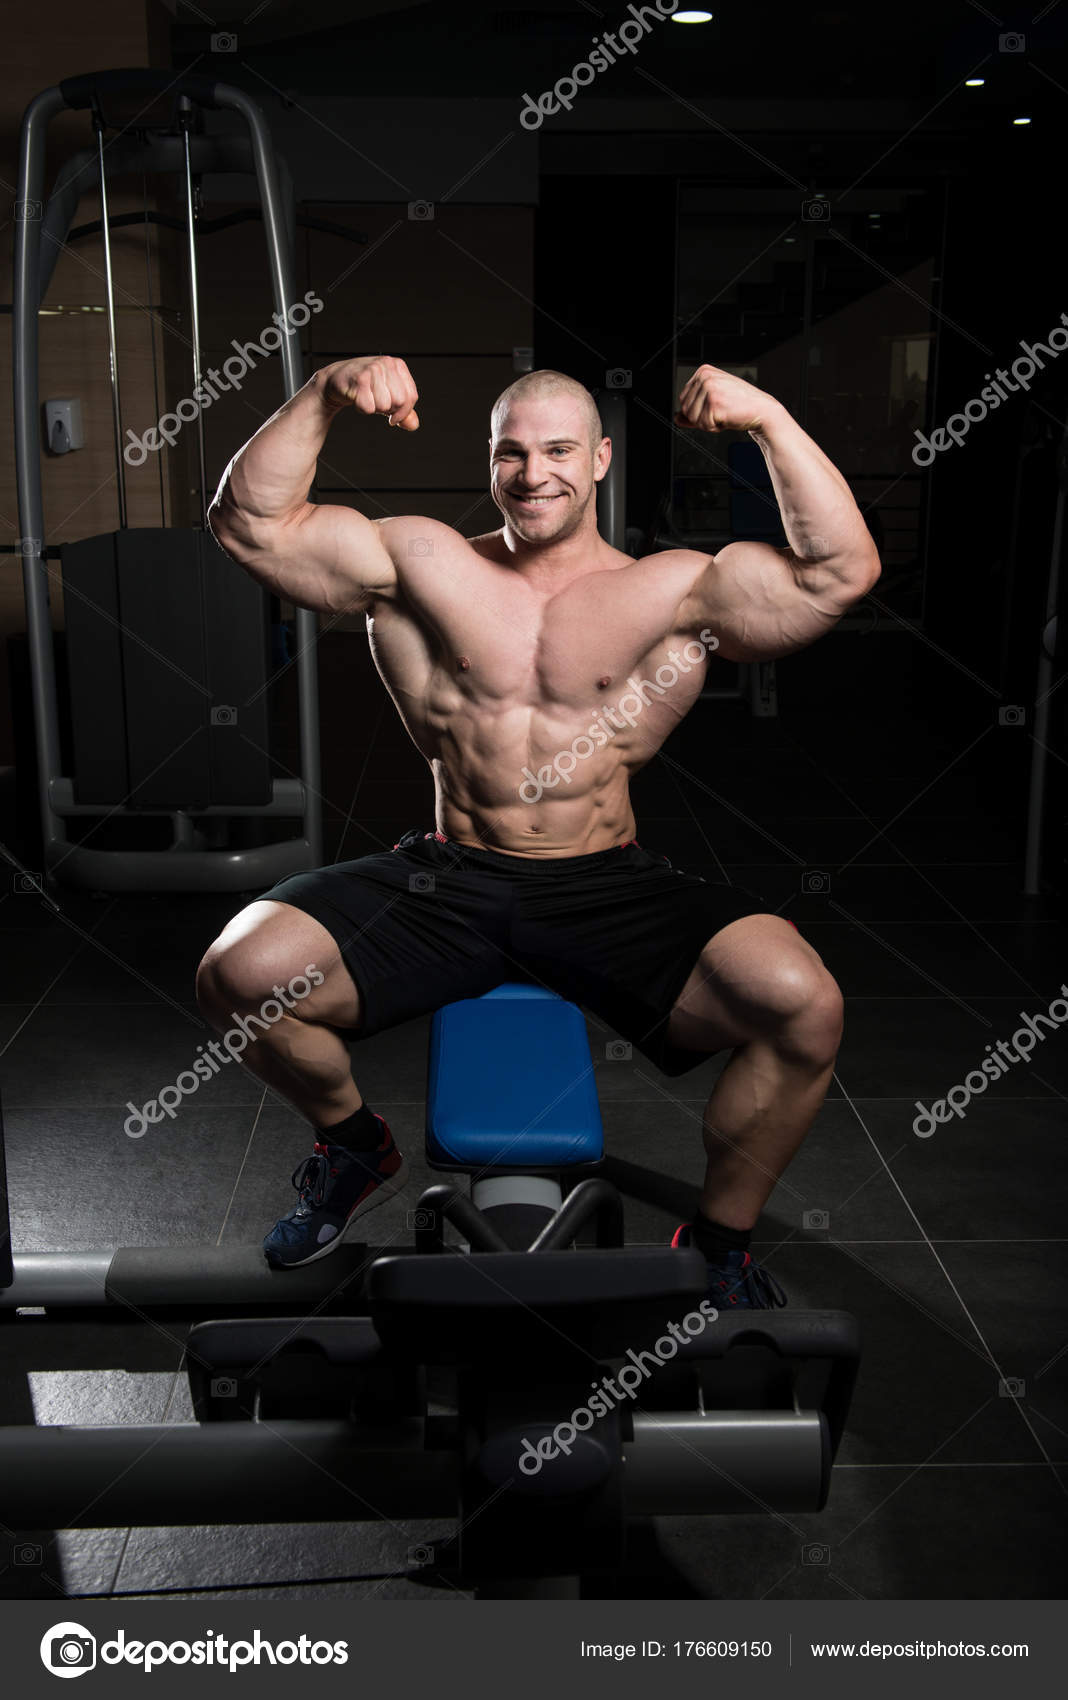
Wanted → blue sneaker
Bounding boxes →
[264,1116,408,1269]
[671,1224,787,1309]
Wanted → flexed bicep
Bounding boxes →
[208,356,419,615]
[679,541,873,662]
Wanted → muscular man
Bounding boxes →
[199,358,879,1304]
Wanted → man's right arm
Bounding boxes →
[208,355,420,616]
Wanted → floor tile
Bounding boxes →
[114,1519,461,1598]
[0,1006,265,1109]
[653,1463,1067,1599]
[5,1106,261,1250]
[836,998,1068,1097]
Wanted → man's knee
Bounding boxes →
[774,961,844,1067]
[717,922,843,1063]
[196,923,359,1035]
[196,939,268,1026]
[196,930,308,1020]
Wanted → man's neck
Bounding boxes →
[497,522,620,587]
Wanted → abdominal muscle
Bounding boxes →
[430,699,641,856]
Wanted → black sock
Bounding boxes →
[690,1211,751,1261]
[317,1101,383,1152]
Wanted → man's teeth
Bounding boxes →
[517,495,557,503]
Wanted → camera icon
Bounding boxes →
[998,705,1025,727]
[408,1543,434,1566]
[802,1542,830,1566]
[15,1542,42,1564]
[17,536,41,556]
[999,32,1025,53]
[16,200,42,220]
[605,1040,632,1061]
[407,537,434,557]
[212,32,238,52]
[606,368,632,389]
[407,1207,436,1231]
[803,1208,830,1231]
[409,871,436,894]
[211,705,237,727]
[999,1376,1025,1398]
[408,200,435,221]
[802,198,830,222]
[210,1377,238,1399]
[14,871,43,895]
[802,870,830,894]
[44,1627,97,1673]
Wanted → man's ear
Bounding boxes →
[593,434,612,483]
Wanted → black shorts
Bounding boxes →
[260,829,770,1077]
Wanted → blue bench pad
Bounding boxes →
[426,983,604,1168]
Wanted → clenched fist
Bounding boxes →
[318,355,420,430]
[675,364,775,435]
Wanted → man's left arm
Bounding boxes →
[674,366,881,661]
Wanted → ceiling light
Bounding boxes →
[672,10,714,21]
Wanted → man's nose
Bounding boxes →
[521,455,551,486]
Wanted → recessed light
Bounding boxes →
[1013,116,1032,125]
[965,78,985,87]
[672,9,714,21]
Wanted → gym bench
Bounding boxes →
[0,984,860,1593]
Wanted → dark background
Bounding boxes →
[3,0,1066,892]
[0,0,1066,1606]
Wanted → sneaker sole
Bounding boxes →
[267,1156,411,1269]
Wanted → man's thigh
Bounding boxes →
[251,835,514,1038]
[512,844,769,1075]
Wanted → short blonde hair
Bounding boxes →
[490,369,603,451]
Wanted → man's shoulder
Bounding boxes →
[465,526,509,560]
[372,515,490,565]
[621,544,713,601]
[638,543,711,571]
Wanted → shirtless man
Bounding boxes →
[198,358,879,1305]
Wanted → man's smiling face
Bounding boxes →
[490,391,608,547]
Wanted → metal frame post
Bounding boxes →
[12,72,323,888]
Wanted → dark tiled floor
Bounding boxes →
[1,672,1066,1601]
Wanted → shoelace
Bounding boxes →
[738,1260,788,1308]
[707,1252,788,1308]
[288,1141,336,1216]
